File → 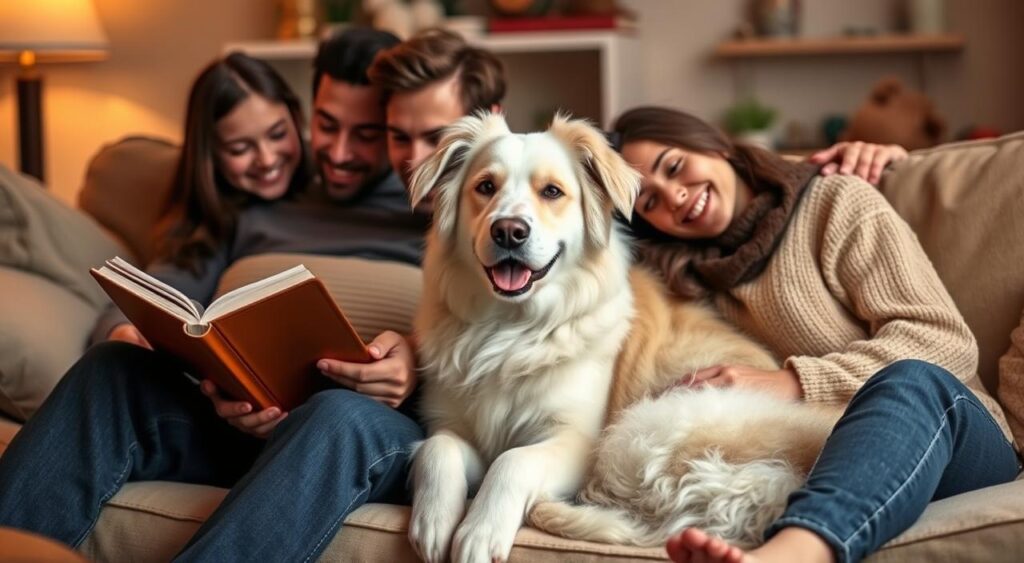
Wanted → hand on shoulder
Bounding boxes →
[808,141,908,186]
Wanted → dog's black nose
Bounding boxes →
[491,218,531,249]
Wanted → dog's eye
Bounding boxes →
[475,180,496,196]
[541,185,564,199]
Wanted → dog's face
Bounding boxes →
[411,113,640,303]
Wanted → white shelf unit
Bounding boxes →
[224,30,643,130]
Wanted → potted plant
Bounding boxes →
[724,98,777,149]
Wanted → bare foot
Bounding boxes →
[665,529,746,563]
[665,527,835,563]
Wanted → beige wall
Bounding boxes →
[0,0,276,203]
[619,0,1024,145]
[2,0,1021,202]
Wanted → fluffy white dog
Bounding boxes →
[407,112,840,563]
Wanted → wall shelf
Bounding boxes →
[224,39,318,60]
[225,30,635,60]
[715,33,966,58]
[224,30,643,129]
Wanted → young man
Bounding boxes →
[368,28,506,210]
[310,29,404,207]
[0,29,424,562]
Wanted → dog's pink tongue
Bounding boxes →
[492,262,532,292]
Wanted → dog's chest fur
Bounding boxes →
[419,290,633,463]
[416,237,637,463]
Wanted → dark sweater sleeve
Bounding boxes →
[89,245,232,344]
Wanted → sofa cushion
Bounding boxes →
[78,481,666,562]
[879,131,1024,393]
[2,414,1021,562]
[0,166,126,310]
[215,254,423,343]
[998,308,1024,445]
[78,136,180,266]
[68,478,1023,562]
[4,422,1019,557]
[0,267,100,421]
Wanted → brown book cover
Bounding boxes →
[91,258,371,411]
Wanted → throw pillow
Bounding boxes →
[78,136,180,266]
[0,165,126,310]
[215,254,422,343]
[0,266,100,421]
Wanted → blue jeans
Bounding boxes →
[0,342,424,561]
[765,360,1021,562]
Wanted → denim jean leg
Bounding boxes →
[0,342,262,548]
[765,360,1020,562]
[176,388,425,562]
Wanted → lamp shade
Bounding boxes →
[0,0,109,61]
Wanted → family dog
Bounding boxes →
[406,112,841,563]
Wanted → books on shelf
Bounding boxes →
[91,257,370,411]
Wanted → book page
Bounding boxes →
[202,265,313,323]
[106,257,202,319]
[92,266,199,324]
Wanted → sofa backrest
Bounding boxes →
[78,136,180,266]
[77,132,1024,394]
[880,132,1024,394]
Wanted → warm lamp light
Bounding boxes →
[0,0,110,182]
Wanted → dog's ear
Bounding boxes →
[410,112,511,238]
[549,114,641,245]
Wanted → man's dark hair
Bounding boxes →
[313,27,400,96]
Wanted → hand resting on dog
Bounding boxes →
[678,365,803,401]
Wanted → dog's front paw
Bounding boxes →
[409,502,463,563]
[451,516,519,563]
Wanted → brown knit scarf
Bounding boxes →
[638,161,820,298]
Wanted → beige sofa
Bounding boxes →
[1,133,1024,561]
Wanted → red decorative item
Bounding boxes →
[488,13,630,32]
[964,126,1001,140]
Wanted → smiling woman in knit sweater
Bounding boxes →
[612,107,1021,563]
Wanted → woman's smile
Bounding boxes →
[678,183,711,225]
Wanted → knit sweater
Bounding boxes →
[713,174,1013,443]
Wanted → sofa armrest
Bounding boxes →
[79,136,180,266]
[0,266,100,422]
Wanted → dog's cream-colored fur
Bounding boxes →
[407,113,840,563]
[528,269,842,548]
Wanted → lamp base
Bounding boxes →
[17,75,44,183]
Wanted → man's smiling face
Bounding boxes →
[310,75,391,202]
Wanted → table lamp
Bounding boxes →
[0,0,109,183]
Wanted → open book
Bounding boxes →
[91,257,370,411]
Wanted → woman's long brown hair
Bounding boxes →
[159,52,311,275]
[611,106,803,299]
